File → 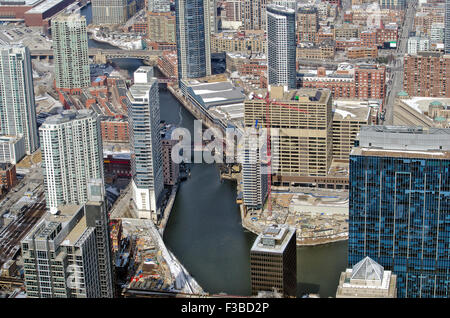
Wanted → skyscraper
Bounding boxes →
[128,67,164,221]
[21,200,114,298]
[267,4,297,90]
[250,224,297,297]
[52,14,90,92]
[242,129,268,210]
[445,0,450,54]
[349,126,450,298]
[40,110,104,211]
[242,0,267,30]
[0,45,39,154]
[92,0,129,25]
[175,0,212,79]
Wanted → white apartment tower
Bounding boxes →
[40,110,104,211]
[128,67,164,221]
[52,14,90,91]
[242,129,268,210]
[0,45,39,154]
[267,4,297,90]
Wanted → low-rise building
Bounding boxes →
[0,163,17,191]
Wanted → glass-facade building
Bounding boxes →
[349,126,450,298]
[175,0,211,79]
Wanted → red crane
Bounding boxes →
[252,91,308,213]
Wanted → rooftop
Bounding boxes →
[41,109,95,125]
[25,0,67,14]
[251,224,295,254]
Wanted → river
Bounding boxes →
[82,3,349,298]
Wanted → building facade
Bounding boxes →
[40,110,104,211]
[52,14,90,92]
[445,0,450,54]
[21,200,114,298]
[175,0,212,79]
[242,129,268,210]
[349,126,450,298]
[250,225,297,297]
[244,87,333,179]
[267,5,297,90]
[92,0,128,25]
[0,45,39,154]
[128,67,164,221]
[403,52,450,98]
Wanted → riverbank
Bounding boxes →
[159,184,179,236]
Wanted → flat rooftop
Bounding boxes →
[251,224,295,254]
[333,100,372,121]
[351,126,450,159]
[0,0,42,6]
[42,109,94,125]
[26,0,69,14]
[249,88,332,105]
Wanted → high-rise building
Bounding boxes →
[445,0,450,54]
[175,0,212,79]
[52,14,90,92]
[403,52,450,98]
[92,0,129,25]
[161,125,180,186]
[242,129,268,210]
[128,67,164,221]
[148,0,170,12]
[21,200,114,298]
[297,7,319,43]
[40,110,104,211]
[244,87,333,179]
[336,257,397,298]
[84,184,115,298]
[250,224,297,297]
[349,125,450,298]
[0,45,39,154]
[242,0,267,30]
[354,64,386,100]
[267,4,297,90]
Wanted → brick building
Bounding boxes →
[0,163,17,191]
[403,52,450,97]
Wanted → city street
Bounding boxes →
[383,0,418,124]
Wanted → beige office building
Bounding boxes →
[332,101,372,160]
[244,87,333,179]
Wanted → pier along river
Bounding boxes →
[82,4,348,298]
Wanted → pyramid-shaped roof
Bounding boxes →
[351,256,384,281]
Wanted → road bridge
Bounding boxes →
[30,48,164,63]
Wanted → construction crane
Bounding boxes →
[252,91,308,213]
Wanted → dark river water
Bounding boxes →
[82,3,348,298]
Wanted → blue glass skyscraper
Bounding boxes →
[349,126,450,298]
[175,0,212,79]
